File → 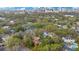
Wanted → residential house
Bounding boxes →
[64,15,74,17]
[57,24,68,29]
[9,20,15,25]
[62,36,78,51]
[0,34,9,42]
[62,36,75,43]
[2,26,10,29]
[43,31,56,38]
[0,16,5,21]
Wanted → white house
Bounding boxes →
[0,17,5,20]
[1,35,9,41]
[62,37,75,43]
[43,32,48,37]
[57,25,68,29]
[9,20,16,25]
[54,18,59,21]
[64,15,74,17]
[2,26,10,29]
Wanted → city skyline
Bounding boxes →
[0,7,78,10]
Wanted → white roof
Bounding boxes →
[62,37,75,43]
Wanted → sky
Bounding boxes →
[0,0,79,7]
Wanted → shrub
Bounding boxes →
[5,34,21,50]
[23,35,33,48]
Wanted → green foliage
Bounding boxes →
[54,29,70,36]
[1,11,79,51]
[5,34,21,50]
[13,24,24,32]
[32,44,49,51]
[32,35,64,51]
[76,36,79,42]
[41,36,62,46]
[50,43,63,51]
[44,24,57,32]
[23,35,33,48]
[32,23,44,28]
[42,18,49,23]
[32,43,63,51]
[34,29,43,36]
[75,47,79,51]
[0,28,5,34]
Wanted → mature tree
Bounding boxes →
[4,34,21,50]
[44,24,57,32]
[0,28,5,34]
[23,35,33,48]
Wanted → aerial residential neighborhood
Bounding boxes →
[0,7,79,51]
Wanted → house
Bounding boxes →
[64,15,74,17]
[14,10,25,14]
[62,36,75,43]
[64,44,73,51]
[45,10,53,13]
[9,20,15,25]
[2,26,11,33]
[71,26,75,30]
[0,16,5,21]
[10,30,15,34]
[48,33,53,38]
[76,22,79,25]
[2,26,14,34]
[62,36,78,51]
[2,26,10,29]
[43,31,56,38]
[9,20,16,25]
[43,31,48,37]
[1,35,9,41]
[64,42,78,51]
[70,43,78,49]
[57,24,68,29]
[62,25,68,29]
[54,18,59,21]
[25,29,35,36]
